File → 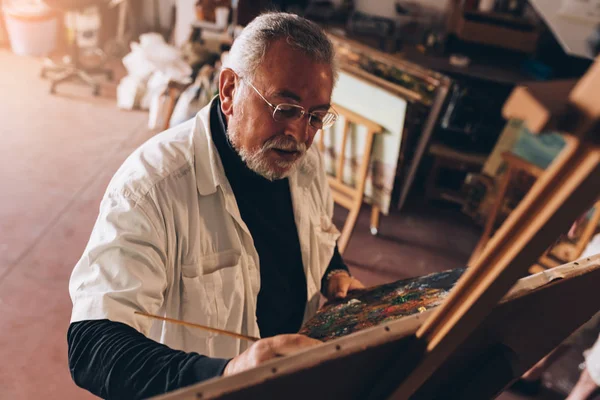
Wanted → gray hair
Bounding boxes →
[224,12,338,82]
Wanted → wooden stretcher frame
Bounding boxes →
[154,57,600,399]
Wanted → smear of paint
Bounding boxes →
[299,268,465,342]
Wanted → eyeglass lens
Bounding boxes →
[272,105,335,129]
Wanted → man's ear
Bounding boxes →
[219,68,238,118]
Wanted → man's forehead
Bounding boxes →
[255,68,333,106]
[267,84,332,109]
[259,42,333,87]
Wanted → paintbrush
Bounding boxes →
[134,311,260,343]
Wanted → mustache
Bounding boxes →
[262,135,307,153]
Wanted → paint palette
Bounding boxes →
[299,268,466,342]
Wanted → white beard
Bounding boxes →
[228,129,307,181]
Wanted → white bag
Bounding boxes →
[116,75,145,110]
[148,90,169,130]
[169,66,214,127]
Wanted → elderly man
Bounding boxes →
[68,12,364,399]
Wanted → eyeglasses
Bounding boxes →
[241,77,337,130]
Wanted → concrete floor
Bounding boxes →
[0,49,572,399]
[0,49,148,399]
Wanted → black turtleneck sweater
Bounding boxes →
[210,98,348,336]
[66,100,348,399]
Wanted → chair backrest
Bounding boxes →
[319,103,381,197]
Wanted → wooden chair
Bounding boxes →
[318,104,383,254]
[468,151,544,266]
[425,142,487,206]
[534,200,600,272]
[469,151,600,273]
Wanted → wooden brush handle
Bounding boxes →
[134,311,260,343]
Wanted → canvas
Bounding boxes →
[299,268,466,342]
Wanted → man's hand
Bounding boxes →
[223,334,322,376]
[326,271,365,300]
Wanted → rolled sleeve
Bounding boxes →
[70,190,168,336]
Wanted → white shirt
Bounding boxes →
[69,101,340,359]
[587,336,600,386]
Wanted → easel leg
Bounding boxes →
[468,165,514,266]
[370,205,380,235]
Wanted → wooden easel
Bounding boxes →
[154,258,600,400]
[154,58,600,400]
[319,103,383,253]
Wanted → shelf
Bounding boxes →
[448,1,540,53]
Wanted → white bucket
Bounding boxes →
[68,7,100,48]
[3,5,57,56]
[214,7,230,29]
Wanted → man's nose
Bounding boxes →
[284,115,312,144]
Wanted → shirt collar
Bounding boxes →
[193,97,225,196]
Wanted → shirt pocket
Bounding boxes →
[182,249,242,278]
[181,249,242,334]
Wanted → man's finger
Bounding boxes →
[334,278,350,299]
[269,335,322,357]
[348,279,366,290]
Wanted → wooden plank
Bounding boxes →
[354,129,376,199]
[332,103,381,133]
[327,178,359,199]
[336,119,350,183]
[327,33,446,87]
[340,65,424,104]
[331,190,354,210]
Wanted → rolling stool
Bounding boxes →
[41,0,113,95]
